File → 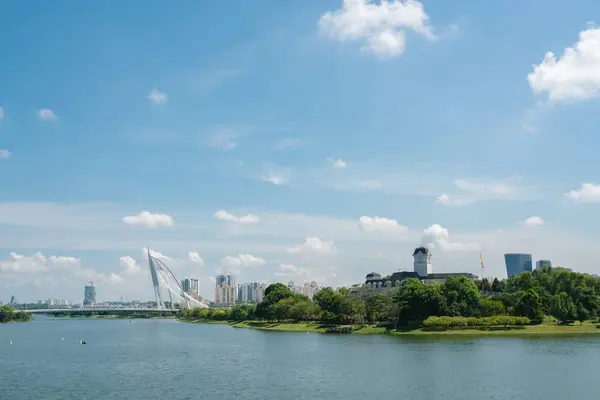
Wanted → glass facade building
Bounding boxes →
[536,260,552,269]
[504,253,533,277]
[83,284,96,305]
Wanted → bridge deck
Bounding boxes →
[22,308,179,313]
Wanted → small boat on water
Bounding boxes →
[79,341,87,345]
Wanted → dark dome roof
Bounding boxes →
[412,246,431,256]
[366,272,381,278]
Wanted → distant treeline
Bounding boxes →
[180,267,600,330]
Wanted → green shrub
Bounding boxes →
[422,316,530,330]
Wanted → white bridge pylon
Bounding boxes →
[147,249,208,310]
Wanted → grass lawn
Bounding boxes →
[179,319,230,324]
[227,320,600,337]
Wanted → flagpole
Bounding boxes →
[479,254,484,292]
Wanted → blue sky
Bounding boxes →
[2,0,600,302]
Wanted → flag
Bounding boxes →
[479,254,485,269]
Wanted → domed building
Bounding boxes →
[361,246,478,293]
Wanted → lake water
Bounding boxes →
[1,317,599,399]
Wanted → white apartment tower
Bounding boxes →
[303,281,320,300]
[214,274,236,304]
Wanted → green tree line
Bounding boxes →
[0,305,32,323]
[180,267,600,329]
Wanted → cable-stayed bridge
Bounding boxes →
[18,250,208,314]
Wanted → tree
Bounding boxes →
[441,276,482,317]
[230,304,255,322]
[550,293,577,324]
[288,300,320,322]
[268,301,291,322]
[313,287,336,312]
[481,278,492,292]
[263,283,294,304]
[394,279,446,328]
[576,302,590,325]
[515,288,543,323]
[365,293,395,323]
[492,278,504,293]
[479,298,505,317]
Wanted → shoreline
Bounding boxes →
[184,320,600,337]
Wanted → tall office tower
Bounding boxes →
[181,278,191,293]
[504,254,533,277]
[83,282,96,305]
[536,260,552,269]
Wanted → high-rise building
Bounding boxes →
[216,274,235,287]
[235,282,266,303]
[214,274,236,304]
[287,281,303,295]
[253,283,267,303]
[303,281,320,300]
[84,283,96,305]
[536,260,552,269]
[504,253,533,277]
[181,278,199,297]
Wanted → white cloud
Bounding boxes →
[122,210,174,228]
[0,251,80,274]
[275,138,301,150]
[565,183,600,202]
[523,216,544,227]
[528,26,600,102]
[0,251,118,294]
[144,248,171,260]
[358,216,408,234]
[436,178,527,206]
[318,0,435,58]
[108,273,125,284]
[436,193,472,206]
[147,88,168,104]
[221,254,266,267]
[213,210,259,224]
[275,263,309,277]
[328,157,348,168]
[38,108,57,120]
[119,256,141,275]
[421,224,479,252]
[188,251,204,264]
[0,149,10,159]
[261,166,291,185]
[262,174,287,185]
[206,127,240,150]
[287,237,337,255]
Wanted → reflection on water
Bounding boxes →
[1,316,599,399]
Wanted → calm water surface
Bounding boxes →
[1,316,599,399]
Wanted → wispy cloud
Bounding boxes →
[327,157,348,168]
[437,177,536,206]
[147,88,168,104]
[261,164,291,185]
[38,108,57,120]
[274,138,301,151]
[205,126,245,150]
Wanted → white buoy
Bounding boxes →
[9,340,12,345]
[61,337,64,341]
